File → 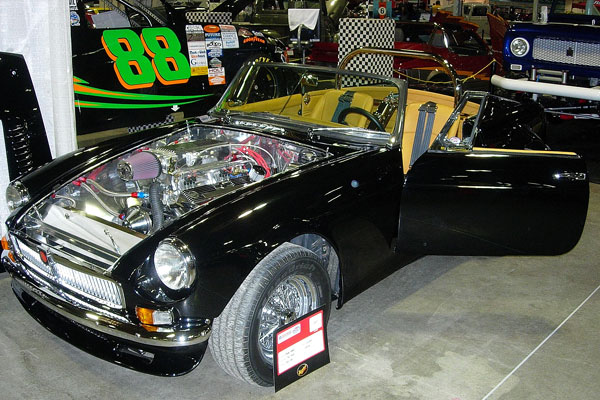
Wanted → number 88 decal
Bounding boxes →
[102,27,191,89]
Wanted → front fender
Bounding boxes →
[167,147,405,318]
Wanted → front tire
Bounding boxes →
[209,242,331,386]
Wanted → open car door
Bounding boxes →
[398,93,589,256]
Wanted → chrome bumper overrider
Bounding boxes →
[5,256,211,348]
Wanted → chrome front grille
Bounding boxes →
[532,38,600,67]
[18,237,54,278]
[14,237,125,309]
[53,263,124,309]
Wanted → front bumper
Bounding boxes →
[3,253,210,376]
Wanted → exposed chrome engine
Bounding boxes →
[36,125,327,241]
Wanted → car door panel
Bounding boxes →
[398,148,588,255]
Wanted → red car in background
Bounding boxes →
[309,21,494,87]
[392,21,495,83]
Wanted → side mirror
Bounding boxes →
[301,73,319,87]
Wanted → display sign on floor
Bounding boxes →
[273,306,330,391]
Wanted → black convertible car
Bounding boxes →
[2,49,589,386]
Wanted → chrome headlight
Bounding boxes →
[6,181,30,211]
[153,238,196,291]
[510,37,530,57]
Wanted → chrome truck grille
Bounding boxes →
[14,237,125,309]
[532,38,600,67]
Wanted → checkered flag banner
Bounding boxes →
[186,12,232,24]
[128,114,175,134]
[338,18,395,86]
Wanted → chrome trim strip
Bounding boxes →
[16,256,127,320]
[51,253,125,309]
[17,240,54,279]
[14,238,125,309]
[553,171,587,181]
[25,232,113,272]
[13,275,211,348]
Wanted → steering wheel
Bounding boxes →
[336,107,385,132]
[247,66,278,103]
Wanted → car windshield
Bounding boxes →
[472,5,489,16]
[445,27,488,55]
[212,62,406,146]
[397,23,433,43]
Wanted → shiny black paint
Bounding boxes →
[6,119,416,360]
[11,279,207,376]
[397,95,587,256]
[4,88,590,376]
[113,144,408,318]
[8,109,589,318]
[473,96,548,149]
[399,149,588,255]
[179,146,406,312]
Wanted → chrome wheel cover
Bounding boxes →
[257,274,318,363]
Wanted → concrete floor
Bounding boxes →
[0,184,598,400]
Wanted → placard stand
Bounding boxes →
[273,305,330,391]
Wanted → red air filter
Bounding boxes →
[117,151,161,181]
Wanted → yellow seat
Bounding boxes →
[311,90,374,128]
[402,102,455,172]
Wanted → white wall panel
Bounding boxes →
[0,1,76,232]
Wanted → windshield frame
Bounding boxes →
[210,61,408,149]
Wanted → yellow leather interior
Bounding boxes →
[310,90,374,128]
[401,102,456,172]
[348,86,397,100]
[227,87,486,173]
[407,89,453,109]
[227,94,303,115]
[227,89,375,128]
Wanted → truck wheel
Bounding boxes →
[209,242,331,386]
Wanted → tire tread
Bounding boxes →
[209,243,330,386]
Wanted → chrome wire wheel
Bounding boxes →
[257,274,318,364]
[209,243,331,386]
